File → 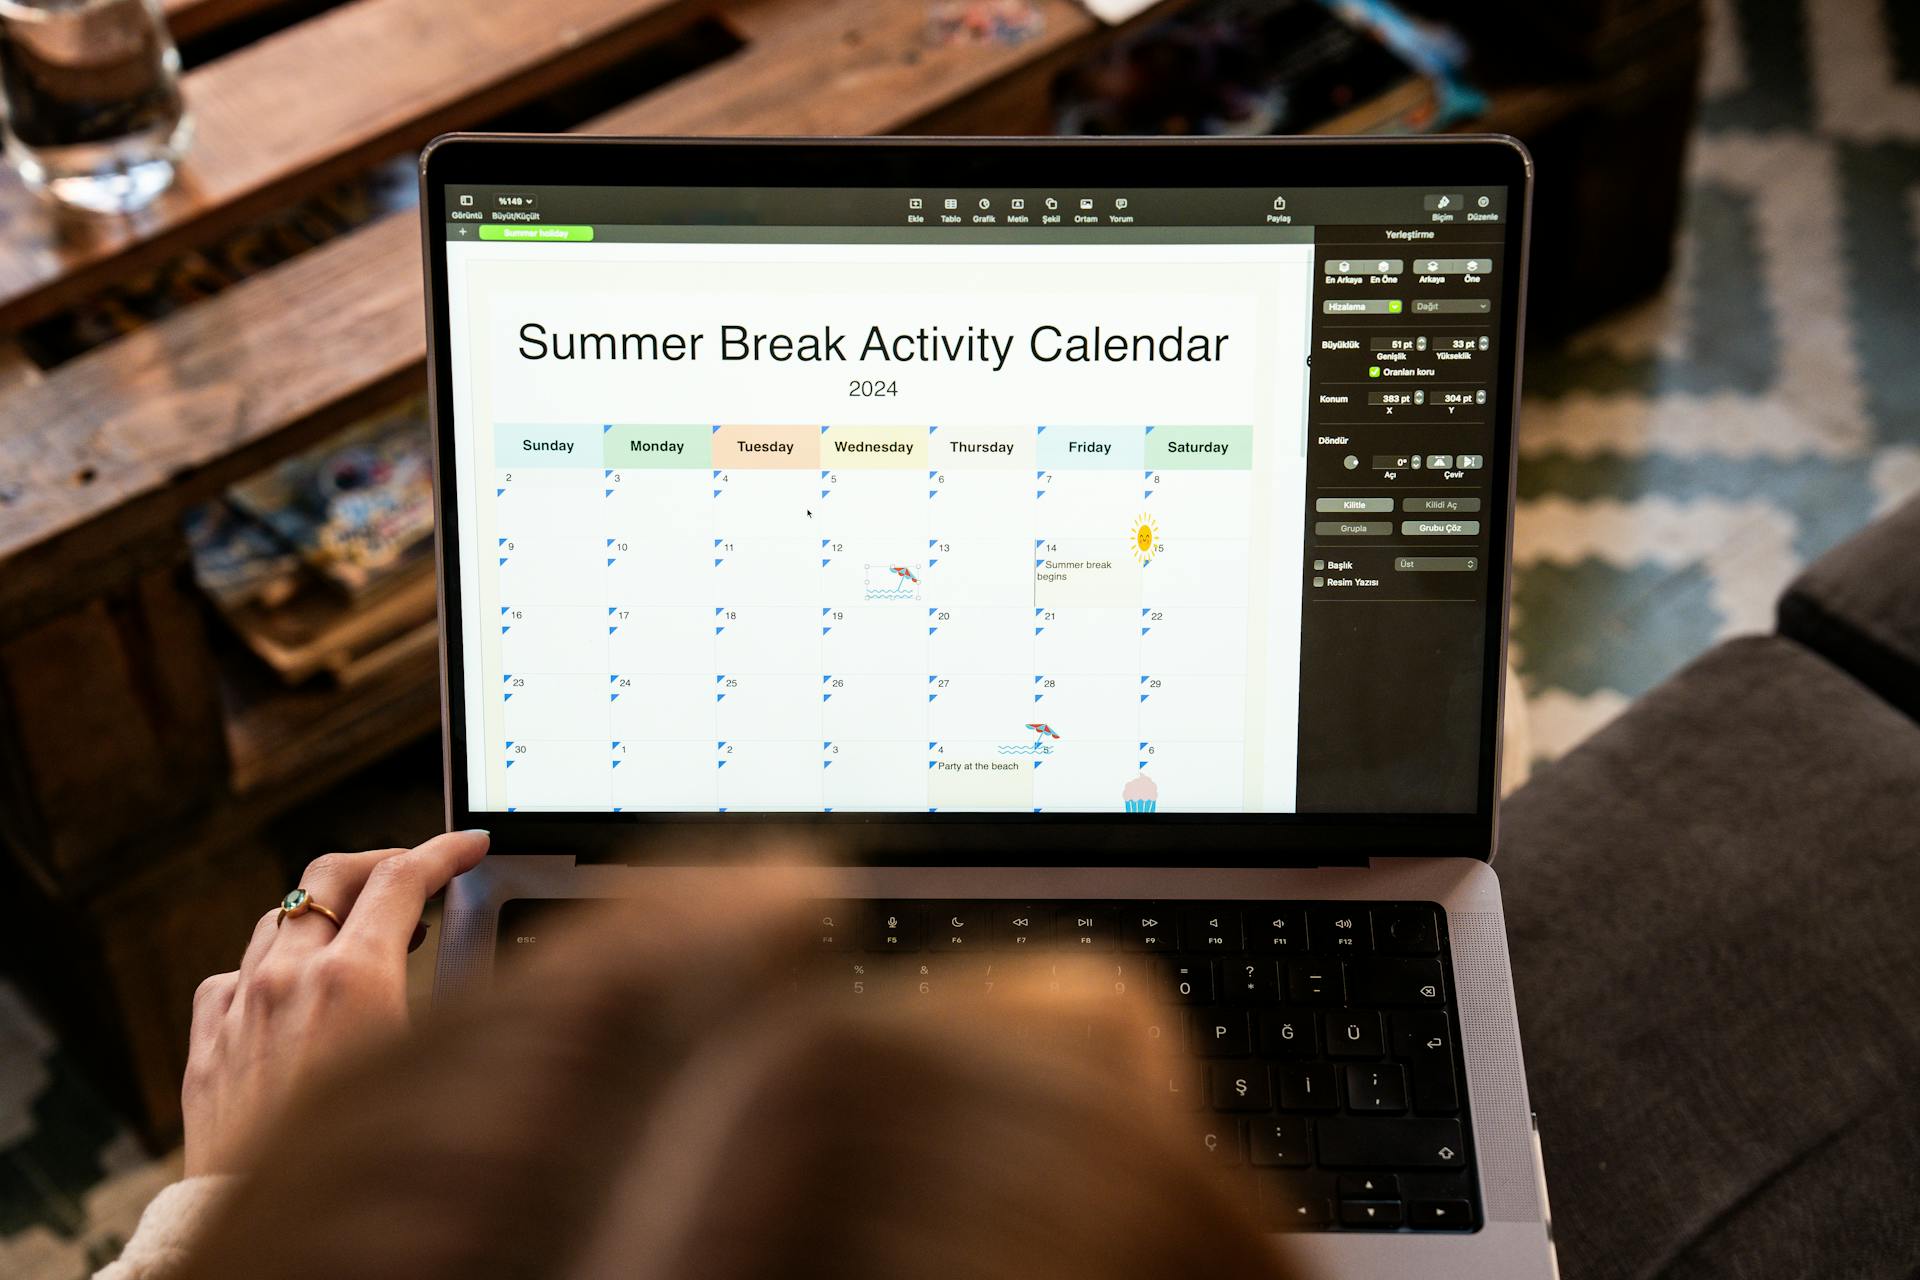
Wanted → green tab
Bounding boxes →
[478,224,595,242]
[1147,425,1252,469]
[603,425,712,468]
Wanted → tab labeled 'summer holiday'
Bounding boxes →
[1146,425,1252,469]
[478,224,594,242]
[603,425,711,468]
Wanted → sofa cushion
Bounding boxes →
[1777,494,1920,722]
[1496,635,1920,1279]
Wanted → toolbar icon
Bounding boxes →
[1079,197,1093,210]
[978,197,990,210]
[1011,197,1025,209]
[944,197,957,210]
[1115,197,1128,210]
[909,197,922,210]
[1272,195,1287,210]
[1045,197,1058,210]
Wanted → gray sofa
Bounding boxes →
[1498,496,1920,1278]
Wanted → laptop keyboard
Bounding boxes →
[496,897,1479,1234]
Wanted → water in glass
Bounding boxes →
[0,0,189,214]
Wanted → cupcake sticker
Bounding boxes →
[1123,772,1159,813]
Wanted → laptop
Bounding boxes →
[423,134,1552,1276]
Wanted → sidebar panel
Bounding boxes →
[1295,226,1502,812]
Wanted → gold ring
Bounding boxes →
[277,888,343,929]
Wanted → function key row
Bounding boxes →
[810,902,1440,956]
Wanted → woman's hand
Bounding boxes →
[181,830,490,1176]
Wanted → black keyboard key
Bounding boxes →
[1310,908,1369,953]
[1039,954,1114,1000]
[1208,1062,1271,1110]
[1121,908,1178,952]
[1192,1009,1250,1057]
[1257,1173,1332,1230]
[1393,1012,1460,1113]
[1373,905,1439,955]
[926,905,984,951]
[828,955,895,997]
[1182,907,1241,951]
[1222,959,1281,1003]
[1059,908,1116,950]
[1255,1008,1318,1058]
[992,906,1052,949]
[1317,1118,1465,1169]
[951,958,1006,997]
[1416,1060,1460,1115]
[866,906,923,951]
[1164,958,1214,1004]
[1345,958,1445,1007]
[1338,1174,1399,1199]
[1094,956,1143,1000]
[1391,1009,1447,1057]
[901,957,946,996]
[1285,961,1341,1004]
[1278,1062,1338,1111]
[1164,1061,1203,1110]
[1198,1118,1242,1166]
[1247,905,1308,953]
[1343,1064,1408,1112]
[1248,1117,1311,1167]
[810,903,859,950]
[1411,1199,1473,1229]
[1339,1200,1404,1228]
[1323,1011,1384,1059]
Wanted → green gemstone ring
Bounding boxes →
[277,887,343,929]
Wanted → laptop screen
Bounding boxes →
[430,146,1523,829]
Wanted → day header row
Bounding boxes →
[493,424,1254,471]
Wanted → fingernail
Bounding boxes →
[463,828,490,836]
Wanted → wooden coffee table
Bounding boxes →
[0,0,1621,1144]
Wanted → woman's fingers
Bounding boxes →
[235,907,287,986]
[190,972,238,1045]
[252,846,404,960]
[336,830,491,959]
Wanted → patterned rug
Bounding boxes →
[3,0,1917,1272]
[1510,0,1920,760]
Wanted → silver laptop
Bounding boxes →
[422,134,1552,1277]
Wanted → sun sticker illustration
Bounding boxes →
[1131,513,1161,565]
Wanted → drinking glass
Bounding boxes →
[0,0,190,214]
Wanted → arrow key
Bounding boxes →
[1257,1172,1332,1231]
[1344,1205,1405,1228]
[1339,1200,1405,1228]
[1338,1174,1400,1199]
[1411,1199,1473,1229]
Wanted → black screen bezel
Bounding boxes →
[419,134,1533,865]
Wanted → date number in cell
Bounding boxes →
[848,380,898,397]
